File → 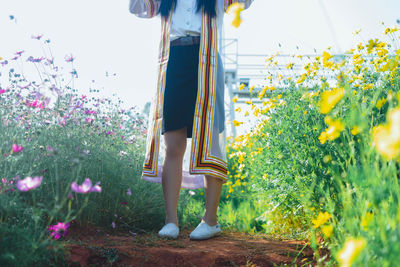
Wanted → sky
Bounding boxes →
[1,0,399,111]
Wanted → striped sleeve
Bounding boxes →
[224,0,254,12]
[129,0,160,18]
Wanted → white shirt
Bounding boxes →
[170,0,202,41]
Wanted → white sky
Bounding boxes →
[1,0,399,111]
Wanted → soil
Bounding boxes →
[65,225,317,267]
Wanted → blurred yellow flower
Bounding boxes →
[239,83,246,91]
[304,110,308,115]
[351,126,361,135]
[297,73,307,84]
[353,54,364,65]
[278,130,282,135]
[312,211,332,228]
[375,97,387,110]
[337,238,366,267]
[384,26,398,35]
[226,3,245,28]
[232,120,244,127]
[325,119,345,140]
[319,131,328,144]
[322,51,334,68]
[249,85,255,93]
[232,96,238,103]
[321,225,333,238]
[320,87,345,114]
[373,108,400,160]
[362,83,373,90]
[286,62,294,69]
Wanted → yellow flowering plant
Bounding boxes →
[225,28,400,265]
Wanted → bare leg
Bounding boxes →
[202,175,223,226]
[162,127,187,226]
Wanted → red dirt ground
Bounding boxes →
[65,225,317,267]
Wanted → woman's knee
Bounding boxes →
[164,128,187,158]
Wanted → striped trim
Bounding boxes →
[142,13,172,177]
[144,0,156,18]
[190,10,227,180]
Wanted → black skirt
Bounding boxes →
[162,42,200,138]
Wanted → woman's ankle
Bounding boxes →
[165,218,179,226]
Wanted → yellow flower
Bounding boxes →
[226,3,245,28]
[312,212,332,228]
[0,57,3,61]
[319,87,345,114]
[321,225,333,238]
[351,126,360,135]
[245,111,249,116]
[375,97,387,110]
[319,131,328,144]
[278,130,282,135]
[238,83,246,91]
[366,39,380,53]
[337,238,366,267]
[249,85,255,93]
[322,51,334,68]
[286,62,294,69]
[245,100,252,105]
[235,107,241,112]
[384,26,399,35]
[232,96,238,103]
[325,118,345,141]
[373,108,400,160]
[352,54,364,65]
[304,110,308,115]
[297,73,307,84]
[232,120,244,127]
[362,83,373,90]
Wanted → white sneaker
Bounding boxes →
[189,222,221,240]
[158,223,179,239]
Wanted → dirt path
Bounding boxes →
[65,226,316,267]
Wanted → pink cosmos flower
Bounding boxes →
[64,55,74,63]
[48,222,70,240]
[16,176,43,191]
[12,144,24,153]
[31,34,43,40]
[71,178,101,194]
[0,89,6,94]
[85,118,94,124]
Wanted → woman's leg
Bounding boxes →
[162,127,187,226]
[202,175,223,226]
